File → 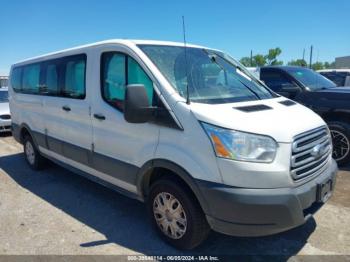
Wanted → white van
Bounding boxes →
[9,40,337,249]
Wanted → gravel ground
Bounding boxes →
[0,133,349,258]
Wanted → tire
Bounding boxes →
[23,135,46,170]
[328,121,350,166]
[147,177,210,250]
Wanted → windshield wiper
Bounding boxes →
[202,49,262,100]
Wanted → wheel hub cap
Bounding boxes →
[25,141,35,165]
[153,192,187,239]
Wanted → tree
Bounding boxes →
[288,59,307,67]
[239,57,252,67]
[265,48,283,65]
[240,54,266,67]
[312,62,324,71]
[239,48,337,69]
[240,47,282,67]
[253,54,266,67]
[324,61,336,69]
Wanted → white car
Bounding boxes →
[9,40,337,249]
[0,87,11,132]
[317,69,350,87]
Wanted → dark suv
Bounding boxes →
[260,66,350,165]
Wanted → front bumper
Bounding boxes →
[0,119,11,132]
[197,159,338,237]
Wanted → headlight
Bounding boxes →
[201,122,277,163]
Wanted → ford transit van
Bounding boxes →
[9,40,337,249]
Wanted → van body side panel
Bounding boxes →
[9,92,45,143]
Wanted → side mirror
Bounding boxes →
[278,83,301,98]
[124,84,155,123]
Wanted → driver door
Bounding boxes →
[90,45,160,192]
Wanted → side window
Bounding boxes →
[45,62,59,95]
[62,55,86,99]
[101,52,154,111]
[11,67,22,92]
[22,64,40,94]
[128,57,154,105]
[261,70,294,91]
[101,53,126,110]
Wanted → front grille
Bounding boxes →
[0,125,11,131]
[291,126,332,181]
[0,114,11,120]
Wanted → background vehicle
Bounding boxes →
[260,66,350,165]
[0,76,8,88]
[9,41,337,249]
[0,87,11,132]
[317,69,350,87]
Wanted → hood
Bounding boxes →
[0,102,10,115]
[190,97,325,143]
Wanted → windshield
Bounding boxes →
[0,91,9,102]
[285,67,336,90]
[138,45,274,104]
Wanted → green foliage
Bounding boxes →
[239,47,283,67]
[253,54,267,67]
[288,59,307,67]
[265,48,283,65]
[312,62,325,71]
[240,48,335,70]
[239,55,267,67]
[324,61,336,69]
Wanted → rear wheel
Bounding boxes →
[23,135,46,170]
[328,121,350,166]
[147,177,210,249]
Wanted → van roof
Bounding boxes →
[14,39,209,65]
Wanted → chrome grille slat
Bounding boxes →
[292,155,329,180]
[292,138,330,160]
[291,147,331,173]
[294,129,327,144]
[291,126,332,181]
[291,142,331,168]
[292,134,329,153]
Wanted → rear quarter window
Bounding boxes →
[11,67,22,92]
[22,64,40,93]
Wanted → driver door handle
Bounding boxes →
[62,106,71,112]
[93,113,106,120]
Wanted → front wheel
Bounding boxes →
[147,177,210,249]
[328,121,350,166]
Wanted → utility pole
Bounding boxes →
[302,48,305,61]
[250,50,253,67]
[309,45,313,69]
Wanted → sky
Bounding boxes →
[1,0,350,75]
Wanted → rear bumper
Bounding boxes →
[197,159,338,237]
